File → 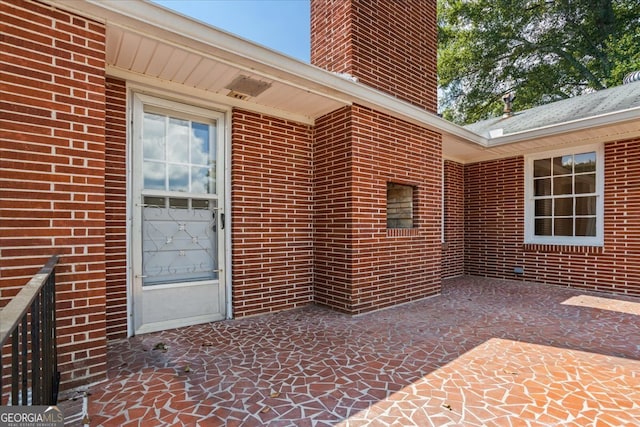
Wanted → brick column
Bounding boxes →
[1,0,107,388]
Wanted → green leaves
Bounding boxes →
[438,0,640,124]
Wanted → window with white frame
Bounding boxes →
[524,144,603,246]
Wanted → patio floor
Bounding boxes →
[59,276,640,426]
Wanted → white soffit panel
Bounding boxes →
[131,38,161,74]
[105,25,344,124]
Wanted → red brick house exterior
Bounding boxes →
[1,0,639,391]
[464,141,640,295]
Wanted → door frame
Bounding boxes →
[126,85,233,336]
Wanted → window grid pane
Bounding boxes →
[532,151,597,238]
[575,217,597,236]
[534,159,551,177]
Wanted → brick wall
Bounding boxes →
[313,107,354,310]
[601,139,640,294]
[310,0,438,113]
[310,0,353,77]
[0,0,107,388]
[464,156,523,278]
[314,105,442,314]
[104,77,127,340]
[442,160,464,278]
[231,110,314,317]
[464,139,640,296]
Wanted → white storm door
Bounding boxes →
[132,94,226,334]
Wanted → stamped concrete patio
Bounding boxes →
[60,277,640,426]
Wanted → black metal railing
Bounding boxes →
[0,255,60,405]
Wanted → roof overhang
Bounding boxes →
[50,0,640,164]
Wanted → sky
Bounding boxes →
[153,0,311,62]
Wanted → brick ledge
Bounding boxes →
[522,244,604,254]
[387,228,420,237]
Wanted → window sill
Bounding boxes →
[522,243,603,254]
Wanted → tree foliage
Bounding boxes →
[438,0,640,124]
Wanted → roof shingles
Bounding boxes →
[465,80,640,138]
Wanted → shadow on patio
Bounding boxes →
[59,276,640,426]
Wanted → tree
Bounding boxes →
[438,0,640,124]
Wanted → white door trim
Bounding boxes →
[125,84,233,336]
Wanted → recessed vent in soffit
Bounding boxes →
[225,75,272,100]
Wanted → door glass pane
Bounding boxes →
[142,111,216,194]
[168,118,190,163]
[192,166,213,194]
[192,199,210,209]
[144,161,165,190]
[169,198,188,209]
[168,164,189,192]
[191,122,211,166]
[143,113,165,161]
[144,196,165,208]
[140,108,220,287]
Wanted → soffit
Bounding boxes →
[104,25,346,124]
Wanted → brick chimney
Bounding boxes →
[310,0,438,113]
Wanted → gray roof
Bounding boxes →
[465,80,640,138]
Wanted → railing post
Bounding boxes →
[42,273,51,405]
[21,316,28,405]
[50,268,60,404]
[0,255,60,406]
[31,295,41,405]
